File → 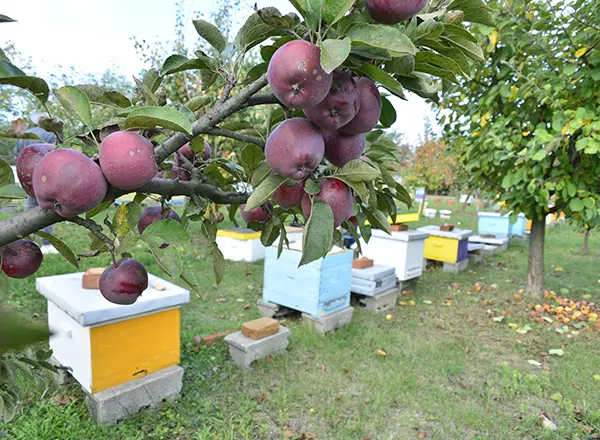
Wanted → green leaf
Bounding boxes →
[410,18,444,40]
[250,161,271,187]
[240,144,265,173]
[448,0,495,26]
[289,0,308,16]
[442,35,484,62]
[299,200,334,266]
[0,15,16,23]
[0,271,8,303]
[133,76,158,106]
[124,106,192,134]
[0,185,26,199]
[245,174,290,211]
[358,64,405,98]
[415,51,463,76]
[151,245,183,279]
[363,207,391,234]
[331,176,367,200]
[277,225,288,258]
[112,202,141,239]
[54,86,93,126]
[211,242,225,284]
[34,231,79,269]
[76,84,132,108]
[323,0,356,24]
[335,158,381,182]
[142,219,190,245]
[304,179,321,195]
[569,199,584,212]
[320,38,351,74]
[185,95,211,112]
[306,0,324,30]
[397,72,438,99]
[161,54,210,76]
[85,200,113,219]
[235,8,286,52]
[0,60,49,103]
[261,221,281,247]
[380,95,396,128]
[385,55,415,76]
[347,24,416,57]
[192,19,227,52]
[256,8,296,29]
[142,68,162,93]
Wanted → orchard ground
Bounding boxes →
[2,197,600,440]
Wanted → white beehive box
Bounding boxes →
[216,228,265,262]
[36,273,190,394]
[359,229,430,281]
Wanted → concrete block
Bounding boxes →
[85,365,183,425]
[468,252,484,264]
[256,299,294,318]
[481,242,508,255]
[242,317,279,340]
[225,326,290,370]
[442,259,469,274]
[48,356,73,386]
[302,306,354,335]
[355,288,399,313]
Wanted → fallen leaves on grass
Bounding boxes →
[385,314,392,321]
[528,360,543,367]
[376,349,387,357]
[444,300,452,307]
[548,348,564,356]
[418,432,427,438]
[55,394,75,405]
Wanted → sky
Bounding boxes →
[1,0,437,145]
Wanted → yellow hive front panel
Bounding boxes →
[90,308,180,393]
[423,236,459,263]
[526,219,532,231]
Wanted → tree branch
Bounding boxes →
[246,93,280,107]
[66,216,115,251]
[206,127,265,148]
[0,179,248,247]
[154,74,269,163]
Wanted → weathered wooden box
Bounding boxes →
[417,225,472,264]
[359,229,429,281]
[216,228,264,262]
[351,265,396,296]
[262,242,353,318]
[36,272,189,394]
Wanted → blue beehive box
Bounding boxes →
[263,242,353,318]
[477,212,511,238]
[509,213,527,237]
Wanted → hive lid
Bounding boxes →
[477,212,503,217]
[351,265,395,281]
[468,235,509,245]
[217,228,261,240]
[370,229,430,242]
[417,225,472,240]
[36,272,190,327]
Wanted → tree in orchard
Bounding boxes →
[403,124,456,194]
[439,0,600,297]
[0,1,492,349]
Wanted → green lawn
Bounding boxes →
[2,198,600,439]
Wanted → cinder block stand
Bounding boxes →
[302,307,354,335]
[443,259,469,274]
[355,288,399,313]
[225,326,290,370]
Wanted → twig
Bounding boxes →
[66,217,115,251]
[206,127,265,148]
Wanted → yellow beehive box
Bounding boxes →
[417,225,472,264]
[216,228,265,262]
[36,272,189,394]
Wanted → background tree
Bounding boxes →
[403,127,456,194]
[439,0,600,297]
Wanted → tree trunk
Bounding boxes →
[527,216,546,298]
[461,193,471,212]
[583,227,591,253]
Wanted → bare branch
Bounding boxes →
[206,127,265,148]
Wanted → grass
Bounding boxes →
[2,197,600,439]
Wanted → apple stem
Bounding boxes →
[110,250,118,267]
